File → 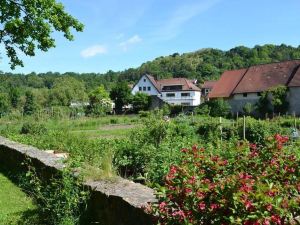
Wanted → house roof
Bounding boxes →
[201,80,217,89]
[208,69,247,98]
[209,60,300,98]
[233,60,300,94]
[288,65,300,87]
[157,78,201,91]
[145,74,161,91]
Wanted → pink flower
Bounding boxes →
[271,215,281,224]
[210,203,219,210]
[263,219,270,225]
[265,204,272,212]
[198,202,206,211]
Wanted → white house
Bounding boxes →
[131,74,201,106]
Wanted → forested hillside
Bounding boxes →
[1,44,300,115]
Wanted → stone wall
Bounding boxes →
[0,136,156,225]
[288,87,300,116]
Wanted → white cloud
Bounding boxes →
[155,0,221,40]
[119,35,142,51]
[80,45,107,58]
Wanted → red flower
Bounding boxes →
[271,215,281,224]
[198,202,206,211]
[265,204,272,212]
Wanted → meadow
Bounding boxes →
[0,172,39,225]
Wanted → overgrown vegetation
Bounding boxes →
[150,135,300,224]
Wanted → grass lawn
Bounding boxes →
[0,173,39,225]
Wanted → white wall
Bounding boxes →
[131,75,159,96]
[161,91,201,106]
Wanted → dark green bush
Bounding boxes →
[20,122,47,135]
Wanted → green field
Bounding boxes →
[0,173,39,225]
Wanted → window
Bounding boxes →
[139,87,142,91]
[166,93,175,97]
[243,93,248,97]
[181,102,190,106]
[143,86,146,91]
[148,87,151,91]
[181,93,190,97]
[162,85,182,91]
[144,79,146,82]
[257,92,261,96]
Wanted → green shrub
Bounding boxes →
[151,135,300,225]
[20,122,47,135]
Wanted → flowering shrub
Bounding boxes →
[150,134,300,224]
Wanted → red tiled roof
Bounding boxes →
[288,65,300,87]
[208,69,247,98]
[157,78,200,91]
[233,60,300,94]
[145,74,161,91]
[201,80,217,89]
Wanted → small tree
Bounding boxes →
[110,82,132,114]
[23,91,39,116]
[132,92,151,113]
[0,93,10,117]
[243,102,254,116]
[87,85,112,116]
[256,86,288,116]
[208,98,231,117]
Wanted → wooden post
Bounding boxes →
[220,117,223,142]
[243,116,246,140]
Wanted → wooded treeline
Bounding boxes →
[1,44,300,115]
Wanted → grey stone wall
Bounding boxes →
[228,98,259,114]
[288,87,300,116]
[0,136,156,225]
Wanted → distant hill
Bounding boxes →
[116,44,300,83]
[1,44,300,92]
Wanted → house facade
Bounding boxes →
[209,60,300,115]
[201,80,217,101]
[132,74,201,106]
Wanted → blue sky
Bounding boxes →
[1,0,300,74]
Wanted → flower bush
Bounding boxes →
[150,134,300,224]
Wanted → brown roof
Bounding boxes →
[201,80,217,89]
[145,74,161,91]
[288,65,300,87]
[208,69,247,98]
[233,60,300,94]
[209,60,300,98]
[157,78,201,91]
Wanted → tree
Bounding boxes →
[110,82,132,114]
[0,93,10,117]
[0,0,84,69]
[49,76,87,106]
[256,85,289,116]
[132,92,151,113]
[23,91,39,115]
[87,85,112,116]
[208,98,231,117]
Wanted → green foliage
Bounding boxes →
[257,85,289,115]
[151,136,300,224]
[23,162,89,225]
[208,99,231,117]
[87,85,112,116]
[20,122,47,135]
[0,93,10,117]
[49,76,87,106]
[243,102,254,116]
[110,82,132,114]
[132,92,151,113]
[0,0,84,69]
[23,91,39,116]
